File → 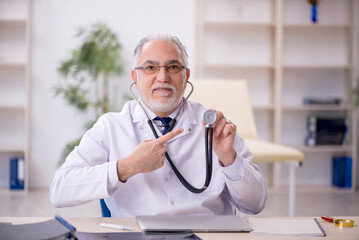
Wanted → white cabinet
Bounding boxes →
[195,0,358,190]
[0,0,31,193]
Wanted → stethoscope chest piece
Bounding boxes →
[203,110,217,126]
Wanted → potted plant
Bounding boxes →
[54,22,124,166]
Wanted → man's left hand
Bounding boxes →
[202,110,237,167]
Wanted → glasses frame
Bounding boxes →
[135,64,186,75]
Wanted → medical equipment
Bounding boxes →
[129,81,216,193]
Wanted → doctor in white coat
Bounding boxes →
[49,34,267,217]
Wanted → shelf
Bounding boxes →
[0,188,26,195]
[197,0,357,192]
[253,105,274,111]
[283,65,350,70]
[0,105,26,110]
[282,105,350,111]
[295,186,354,194]
[205,21,275,28]
[0,0,32,194]
[0,145,25,152]
[283,23,351,29]
[269,185,354,194]
[0,62,26,68]
[0,19,26,26]
[203,64,274,70]
[291,145,352,153]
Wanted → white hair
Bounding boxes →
[133,33,189,69]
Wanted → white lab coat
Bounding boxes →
[49,100,267,217]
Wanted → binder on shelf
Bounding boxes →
[332,156,352,188]
[9,157,25,190]
[303,97,342,105]
[305,116,347,146]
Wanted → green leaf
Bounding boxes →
[55,22,125,167]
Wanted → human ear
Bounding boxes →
[131,70,137,84]
[186,68,190,81]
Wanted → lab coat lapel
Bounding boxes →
[132,102,160,138]
[165,101,198,143]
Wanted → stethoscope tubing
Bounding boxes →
[148,119,213,193]
[130,81,213,193]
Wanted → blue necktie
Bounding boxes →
[154,117,172,134]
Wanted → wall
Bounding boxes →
[30,0,195,189]
[30,0,359,190]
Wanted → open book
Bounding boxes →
[247,217,325,237]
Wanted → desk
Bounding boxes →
[0,217,357,240]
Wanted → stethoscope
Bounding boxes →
[129,81,217,193]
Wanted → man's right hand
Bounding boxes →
[116,128,184,182]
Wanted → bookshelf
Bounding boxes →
[195,0,358,191]
[0,0,31,193]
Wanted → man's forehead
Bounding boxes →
[138,40,183,64]
[141,40,181,55]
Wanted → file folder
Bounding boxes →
[10,157,25,190]
[0,218,72,240]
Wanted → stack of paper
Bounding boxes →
[247,217,325,237]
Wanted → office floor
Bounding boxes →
[0,187,358,217]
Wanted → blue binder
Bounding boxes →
[9,157,25,190]
[332,156,352,188]
[332,157,344,187]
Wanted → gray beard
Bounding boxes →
[146,95,181,113]
[139,81,187,115]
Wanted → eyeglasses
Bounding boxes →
[135,64,186,75]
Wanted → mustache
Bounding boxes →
[151,83,175,92]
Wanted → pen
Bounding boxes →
[55,214,77,232]
[100,222,134,231]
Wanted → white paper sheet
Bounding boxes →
[247,217,325,236]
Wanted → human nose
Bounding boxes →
[156,66,169,82]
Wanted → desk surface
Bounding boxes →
[0,216,358,240]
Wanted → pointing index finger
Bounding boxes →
[157,128,184,144]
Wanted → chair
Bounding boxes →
[100,199,111,217]
[187,79,304,216]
